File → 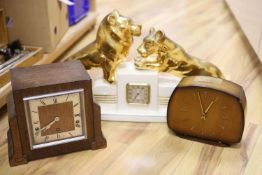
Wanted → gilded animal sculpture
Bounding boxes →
[67,10,142,83]
[135,28,224,78]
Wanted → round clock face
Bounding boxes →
[126,83,150,104]
[168,87,244,144]
[24,89,87,149]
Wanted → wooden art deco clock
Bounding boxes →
[7,61,106,166]
[167,76,246,145]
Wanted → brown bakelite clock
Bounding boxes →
[7,61,106,166]
[167,76,246,145]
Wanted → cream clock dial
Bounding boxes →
[24,89,87,149]
[126,83,150,104]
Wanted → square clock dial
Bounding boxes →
[126,83,150,104]
[24,89,87,149]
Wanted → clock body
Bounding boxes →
[7,61,106,166]
[167,76,246,145]
[92,61,181,122]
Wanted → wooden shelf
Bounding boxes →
[39,11,97,65]
[0,8,8,47]
[0,12,97,108]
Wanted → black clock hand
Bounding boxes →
[134,88,144,100]
[134,92,140,100]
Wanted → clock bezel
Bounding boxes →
[126,82,151,105]
[23,89,87,150]
[13,81,96,161]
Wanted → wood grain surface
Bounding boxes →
[226,0,262,61]
[1,0,262,174]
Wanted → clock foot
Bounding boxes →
[91,103,107,150]
[8,130,28,166]
[174,132,231,147]
[7,94,28,166]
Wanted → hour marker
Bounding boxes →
[57,133,60,139]
[40,99,46,105]
[193,92,197,98]
[203,91,208,99]
[32,111,38,114]
[180,107,187,112]
[221,106,227,110]
[182,118,189,122]
[45,136,49,142]
[219,125,225,130]
[33,121,39,125]
[75,113,80,117]
[69,132,73,136]
[73,103,79,107]
[221,114,229,120]
[65,94,69,101]
[53,98,57,104]
[35,131,40,136]
[201,128,204,135]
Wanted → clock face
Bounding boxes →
[126,83,150,104]
[23,89,87,149]
[168,87,244,144]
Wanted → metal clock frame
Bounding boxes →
[23,89,87,150]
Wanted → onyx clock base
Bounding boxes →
[93,62,181,122]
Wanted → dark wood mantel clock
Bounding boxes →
[7,61,106,166]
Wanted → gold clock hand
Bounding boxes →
[41,117,60,132]
[197,92,206,120]
[205,97,219,114]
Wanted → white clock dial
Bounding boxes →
[24,89,87,149]
[126,83,150,104]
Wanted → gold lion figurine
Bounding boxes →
[67,10,142,83]
[135,28,224,78]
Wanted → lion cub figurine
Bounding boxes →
[135,28,224,78]
[68,10,142,83]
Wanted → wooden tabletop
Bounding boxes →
[1,0,262,174]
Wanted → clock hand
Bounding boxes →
[134,92,140,100]
[41,116,60,132]
[133,89,144,100]
[204,97,219,114]
[197,92,206,120]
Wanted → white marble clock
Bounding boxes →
[92,62,181,122]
